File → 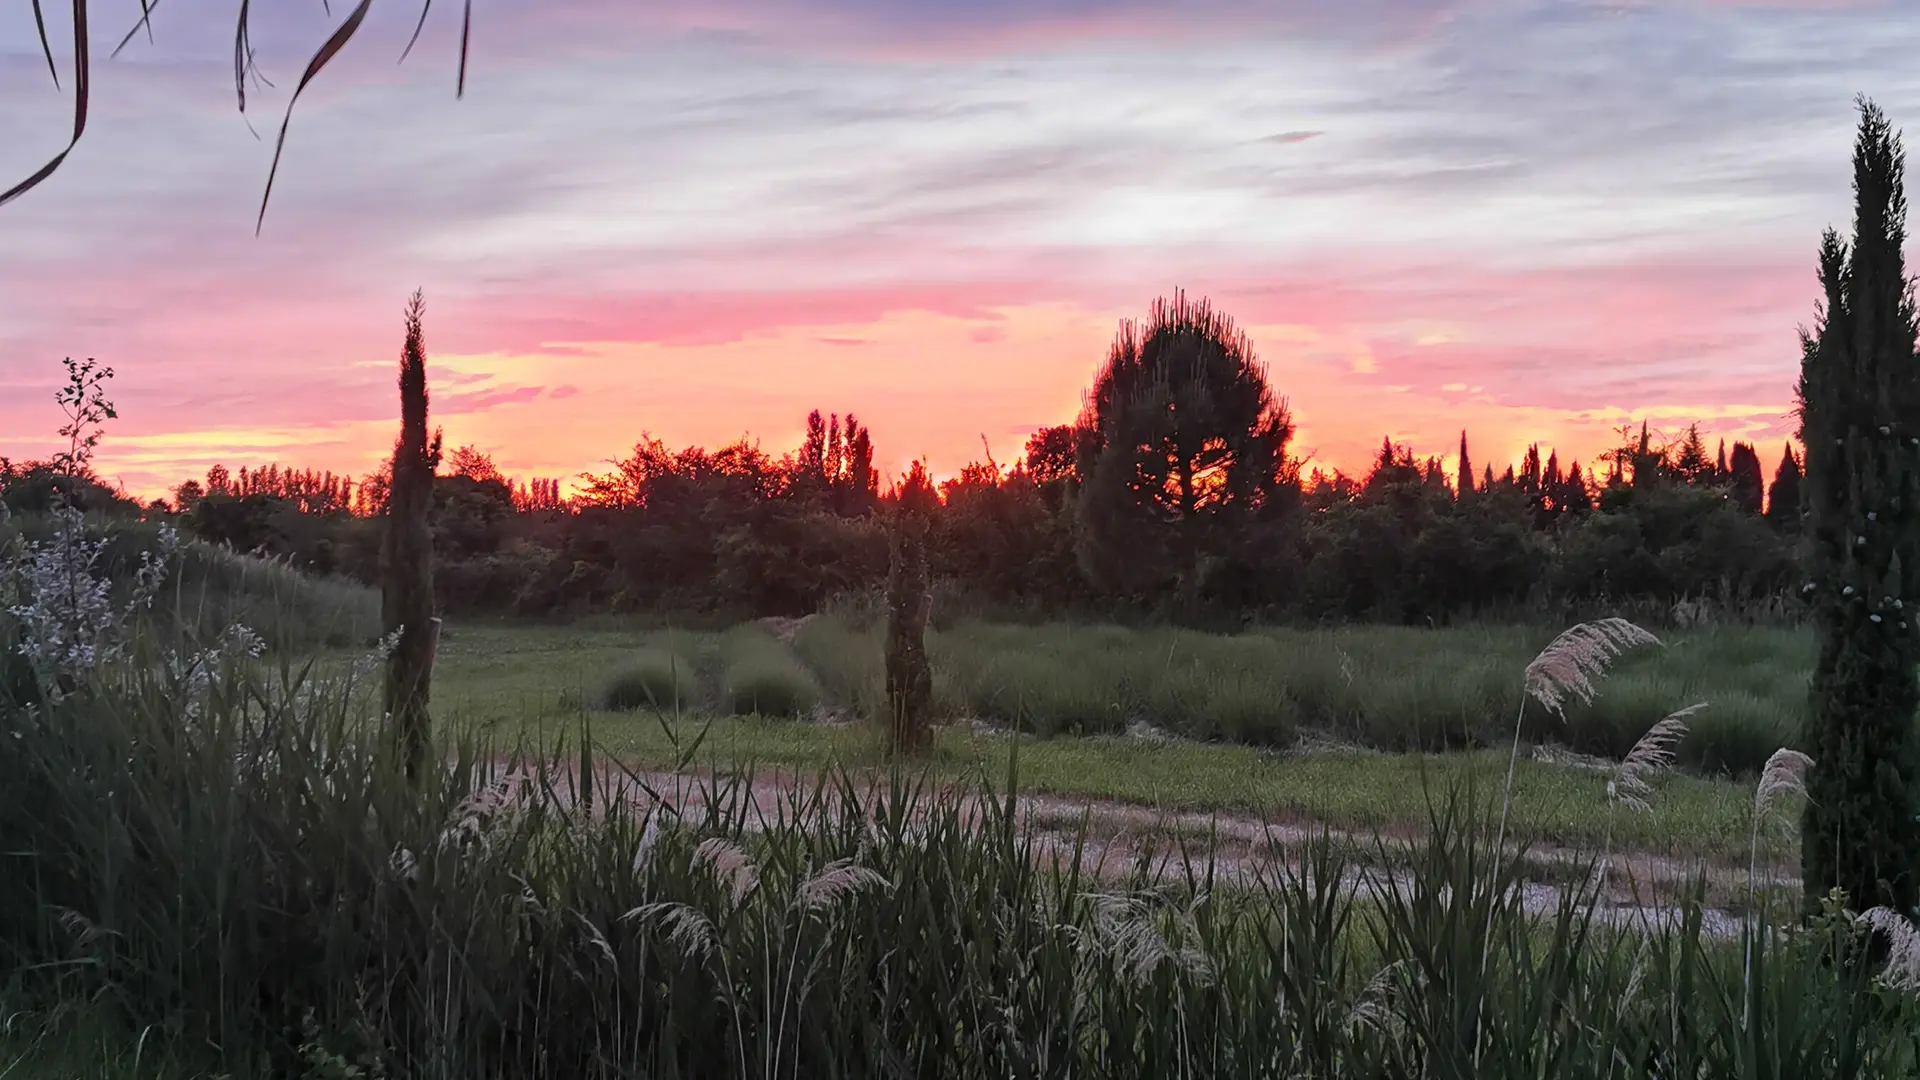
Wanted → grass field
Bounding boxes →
[0,536,1870,1078]
[428,617,1811,866]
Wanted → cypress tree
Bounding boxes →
[1798,97,1920,915]
[1767,443,1804,528]
[884,463,936,755]
[1728,441,1766,515]
[381,290,443,783]
[1457,431,1475,498]
[843,415,877,513]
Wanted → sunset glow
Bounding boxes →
[4,0,1917,499]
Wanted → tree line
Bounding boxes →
[1,305,1810,629]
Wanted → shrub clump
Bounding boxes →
[599,648,695,712]
[721,631,821,718]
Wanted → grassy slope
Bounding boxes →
[429,622,1792,866]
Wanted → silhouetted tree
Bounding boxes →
[1024,425,1079,486]
[1457,431,1475,498]
[1520,445,1542,494]
[172,479,206,512]
[382,290,443,784]
[1552,461,1593,519]
[842,415,878,513]
[1798,98,1920,916]
[1673,424,1714,484]
[1366,437,1421,494]
[1628,422,1664,487]
[798,410,829,487]
[446,444,505,485]
[1074,290,1295,621]
[1768,443,1805,529]
[1728,441,1766,515]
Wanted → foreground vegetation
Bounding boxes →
[5,638,1919,1079]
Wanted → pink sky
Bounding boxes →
[3,0,1917,499]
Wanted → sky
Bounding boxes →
[3,0,1919,500]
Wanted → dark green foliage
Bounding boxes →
[1300,458,1547,624]
[884,498,934,754]
[1023,423,1080,486]
[1797,98,1920,916]
[792,408,878,514]
[1673,424,1715,484]
[1728,441,1766,515]
[0,459,141,517]
[1768,443,1805,529]
[1550,479,1797,610]
[122,388,1821,631]
[600,647,695,712]
[1074,290,1296,622]
[381,291,443,782]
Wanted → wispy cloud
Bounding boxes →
[0,0,1914,496]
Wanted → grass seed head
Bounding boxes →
[794,859,889,914]
[1523,618,1662,715]
[694,837,760,906]
[1755,748,1815,816]
[1858,906,1920,991]
[625,901,718,959]
[1610,704,1702,812]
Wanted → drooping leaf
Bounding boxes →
[0,0,89,211]
[29,0,59,86]
[255,0,373,235]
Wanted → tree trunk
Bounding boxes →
[884,512,933,755]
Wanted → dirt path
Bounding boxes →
[498,760,1784,939]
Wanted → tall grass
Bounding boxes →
[1,513,379,652]
[718,628,821,718]
[2,619,1918,1077]
[793,615,1811,773]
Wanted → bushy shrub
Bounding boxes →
[719,630,820,718]
[791,613,886,718]
[599,647,695,712]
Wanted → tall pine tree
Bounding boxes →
[1673,424,1714,484]
[1457,431,1475,498]
[1075,290,1294,622]
[1798,97,1920,915]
